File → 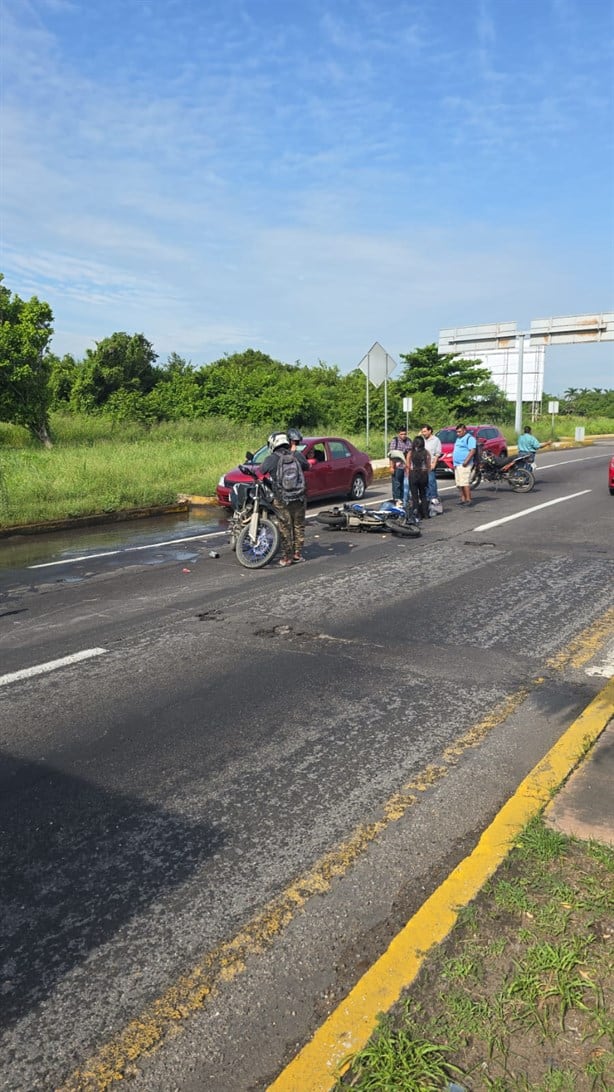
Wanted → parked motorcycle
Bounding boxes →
[472,450,535,493]
[315,500,421,537]
[229,462,280,568]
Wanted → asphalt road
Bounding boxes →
[0,445,613,1091]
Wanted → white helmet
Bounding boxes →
[271,432,289,451]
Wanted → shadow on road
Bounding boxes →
[0,752,223,1029]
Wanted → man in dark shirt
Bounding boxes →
[261,433,310,566]
[388,426,412,501]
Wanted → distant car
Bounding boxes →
[216,436,374,508]
[435,424,508,475]
[609,454,614,495]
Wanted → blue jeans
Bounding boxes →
[426,469,438,500]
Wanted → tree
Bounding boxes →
[48,352,79,408]
[397,343,510,420]
[71,332,158,412]
[0,275,54,445]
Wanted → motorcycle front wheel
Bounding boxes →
[470,468,482,489]
[315,509,348,529]
[235,518,280,568]
[508,468,535,493]
[385,519,421,537]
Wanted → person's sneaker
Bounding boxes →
[278,558,292,567]
[292,554,305,563]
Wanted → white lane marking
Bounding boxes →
[535,453,609,470]
[473,490,592,532]
[28,531,224,569]
[0,647,108,687]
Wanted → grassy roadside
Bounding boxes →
[1,413,613,530]
[337,816,613,1091]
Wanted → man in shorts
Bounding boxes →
[452,424,477,505]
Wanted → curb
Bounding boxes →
[268,675,614,1092]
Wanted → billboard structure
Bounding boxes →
[474,346,545,402]
[438,313,614,432]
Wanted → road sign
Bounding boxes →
[402,397,413,412]
[438,322,517,355]
[530,313,614,345]
[357,342,398,389]
[548,401,559,414]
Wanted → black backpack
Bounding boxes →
[275,451,306,503]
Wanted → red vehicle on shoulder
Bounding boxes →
[216,436,373,508]
[609,454,614,495]
[435,424,508,475]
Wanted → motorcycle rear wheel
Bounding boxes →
[508,468,535,493]
[235,518,280,568]
[315,509,348,529]
[385,519,421,537]
[470,468,482,489]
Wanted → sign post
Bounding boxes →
[357,342,398,455]
[547,400,559,436]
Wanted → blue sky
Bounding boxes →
[2,0,613,393]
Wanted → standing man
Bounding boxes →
[420,424,442,501]
[452,424,477,506]
[261,433,309,566]
[388,426,412,501]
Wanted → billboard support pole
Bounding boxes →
[515,334,525,434]
[365,357,370,450]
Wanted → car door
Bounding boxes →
[327,439,354,494]
[302,442,332,498]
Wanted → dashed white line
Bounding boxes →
[0,647,108,687]
[473,490,592,532]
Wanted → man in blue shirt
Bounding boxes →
[517,426,550,465]
[452,424,477,505]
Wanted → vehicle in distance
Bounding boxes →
[435,424,508,475]
[609,454,614,495]
[216,436,374,508]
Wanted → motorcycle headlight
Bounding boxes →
[218,474,226,487]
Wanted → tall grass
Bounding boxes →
[1,412,612,529]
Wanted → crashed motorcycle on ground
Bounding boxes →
[471,450,535,493]
[229,461,280,568]
[315,500,421,537]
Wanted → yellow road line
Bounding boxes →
[268,675,614,1092]
[58,608,613,1091]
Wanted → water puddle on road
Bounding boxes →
[0,511,230,573]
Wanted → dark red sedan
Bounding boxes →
[435,424,508,475]
[216,436,373,508]
[609,454,614,495]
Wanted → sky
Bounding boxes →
[1,0,613,395]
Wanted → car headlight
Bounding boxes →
[218,474,226,487]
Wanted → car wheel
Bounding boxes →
[610,487,614,496]
[349,474,366,499]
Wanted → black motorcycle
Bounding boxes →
[229,461,280,568]
[472,450,535,493]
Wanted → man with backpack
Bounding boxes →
[261,433,310,567]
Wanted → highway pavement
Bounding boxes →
[0,444,612,1091]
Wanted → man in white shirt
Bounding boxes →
[420,424,442,501]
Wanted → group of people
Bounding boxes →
[257,422,548,568]
[388,423,450,517]
[389,423,548,514]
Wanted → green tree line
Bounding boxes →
[2,275,613,445]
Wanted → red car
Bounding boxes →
[435,424,508,475]
[609,454,614,495]
[216,436,374,507]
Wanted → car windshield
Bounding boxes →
[250,445,269,465]
[437,429,458,444]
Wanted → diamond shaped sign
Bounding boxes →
[357,342,398,388]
